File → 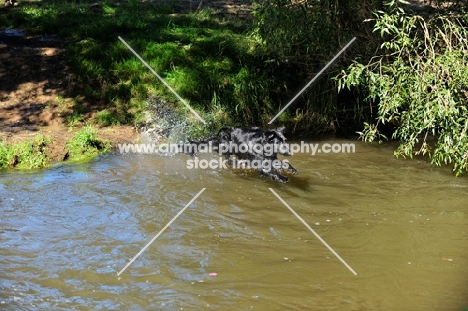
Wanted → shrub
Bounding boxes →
[337,0,468,175]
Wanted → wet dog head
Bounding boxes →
[264,127,292,156]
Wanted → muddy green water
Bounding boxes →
[1,139,467,310]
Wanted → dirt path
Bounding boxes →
[0,26,138,162]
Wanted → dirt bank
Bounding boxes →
[0,0,254,164]
[0,27,139,163]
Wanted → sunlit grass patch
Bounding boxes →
[95,109,122,126]
[0,0,279,129]
[0,135,52,170]
[65,125,112,162]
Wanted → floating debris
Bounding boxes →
[269,227,278,237]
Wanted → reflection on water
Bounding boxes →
[1,140,468,310]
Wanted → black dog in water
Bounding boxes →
[182,127,298,183]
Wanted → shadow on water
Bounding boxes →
[1,139,468,310]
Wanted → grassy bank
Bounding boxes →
[1,0,279,135]
[0,134,51,169]
[0,126,111,170]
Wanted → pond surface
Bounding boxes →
[1,139,467,310]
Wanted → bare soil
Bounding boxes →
[0,0,253,164]
[0,24,138,162]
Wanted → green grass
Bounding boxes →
[0,127,112,170]
[0,1,277,129]
[0,135,52,170]
[95,109,122,126]
[66,125,112,162]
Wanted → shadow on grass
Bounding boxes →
[0,0,277,129]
